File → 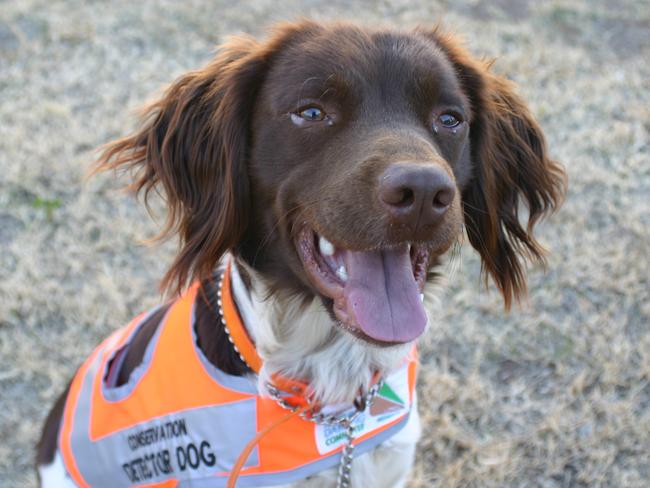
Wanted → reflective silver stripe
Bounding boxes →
[61,293,414,486]
[175,413,411,488]
[189,298,260,396]
[102,305,167,402]
[65,347,260,486]
[65,353,410,487]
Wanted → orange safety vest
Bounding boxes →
[59,264,418,487]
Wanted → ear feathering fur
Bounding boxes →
[419,29,567,308]
[94,42,257,295]
[93,22,323,296]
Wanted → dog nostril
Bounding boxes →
[433,188,454,209]
[397,188,414,207]
[381,185,415,208]
[379,163,455,224]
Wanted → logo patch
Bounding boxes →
[314,364,411,454]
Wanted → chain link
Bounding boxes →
[267,379,384,488]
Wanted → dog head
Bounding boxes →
[98,21,566,346]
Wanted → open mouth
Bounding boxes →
[295,226,430,345]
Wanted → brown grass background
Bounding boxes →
[1,1,648,486]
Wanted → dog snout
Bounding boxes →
[379,163,456,231]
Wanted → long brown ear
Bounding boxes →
[423,30,567,308]
[95,35,265,294]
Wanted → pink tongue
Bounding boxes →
[342,247,427,343]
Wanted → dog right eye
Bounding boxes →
[298,106,326,121]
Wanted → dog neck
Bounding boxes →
[230,258,413,405]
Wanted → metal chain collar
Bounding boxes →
[267,379,384,488]
[214,269,250,367]
[213,266,385,487]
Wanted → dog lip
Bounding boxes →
[294,225,431,295]
[293,224,431,344]
[295,226,346,296]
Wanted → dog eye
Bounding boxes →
[298,106,326,121]
[438,113,462,128]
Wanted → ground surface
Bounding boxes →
[1,1,649,486]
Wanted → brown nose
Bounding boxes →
[379,163,455,230]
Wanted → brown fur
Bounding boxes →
[426,30,567,306]
[40,19,566,478]
[95,21,565,306]
[95,24,320,296]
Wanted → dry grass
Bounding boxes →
[1,1,648,486]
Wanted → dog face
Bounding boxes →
[246,28,471,344]
[98,21,565,346]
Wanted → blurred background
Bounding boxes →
[1,1,648,486]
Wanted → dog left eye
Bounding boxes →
[298,106,326,121]
[438,113,462,128]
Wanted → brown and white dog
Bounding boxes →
[37,20,566,487]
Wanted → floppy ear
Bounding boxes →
[95,36,264,294]
[425,30,567,308]
[96,22,322,294]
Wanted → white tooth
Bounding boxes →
[420,293,424,302]
[336,265,348,281]
[318,236,335,256]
